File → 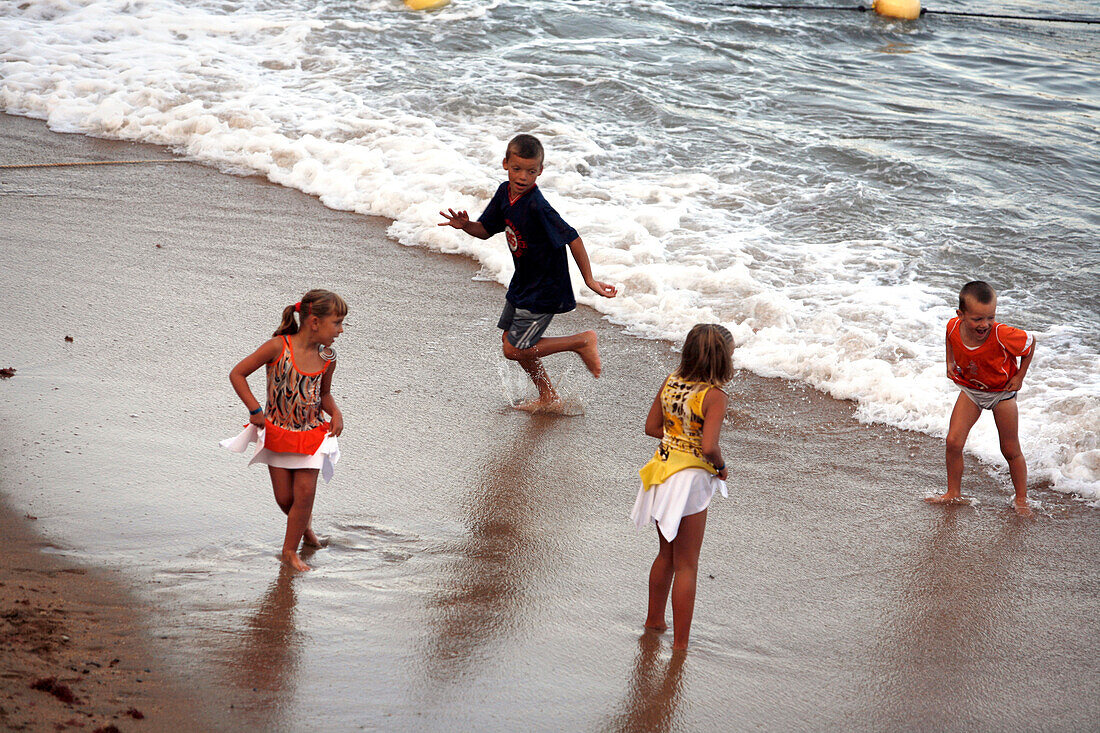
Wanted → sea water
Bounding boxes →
[1,0,1097,500]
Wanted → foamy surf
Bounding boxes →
[2,0,1096,500]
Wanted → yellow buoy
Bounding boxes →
[872,0,921,20]
[404,0,450,10]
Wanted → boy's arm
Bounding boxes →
[1004,341,1035,392]
[946,336,956,379]
[567,237,617,298]
[438,208,491,239]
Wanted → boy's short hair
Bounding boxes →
[959,281,996,311]
[506,134,544,164]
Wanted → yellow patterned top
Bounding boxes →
[638,374,719,490]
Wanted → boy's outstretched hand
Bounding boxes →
[439,209,490,239]
[439,208,470,228]
[586,278,618,298]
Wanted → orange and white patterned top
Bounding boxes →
[263,336,333,454]
[947,317,1033,392]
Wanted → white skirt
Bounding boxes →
[631,468,727,542]
[220,425,340,483]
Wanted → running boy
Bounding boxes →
[926,281,1036,516]
[439,134,618,410]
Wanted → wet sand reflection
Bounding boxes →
[417,416,556,686]
[225,562,304,729]
[602,632,687,733]
[862,510,1027,728]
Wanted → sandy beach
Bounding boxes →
[0,492,209,732]
[1,113,1097,731]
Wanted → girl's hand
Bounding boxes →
[328,411,343,437]
[249,411,266,429]
[717,466,728,481]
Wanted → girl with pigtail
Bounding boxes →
[223,289,347,572]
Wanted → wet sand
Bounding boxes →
[0,493,206,731]
[1,113,1097,730]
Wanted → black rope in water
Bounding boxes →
[923,9,1099,25]
[711,2,1100,25]
[714,3,867,10]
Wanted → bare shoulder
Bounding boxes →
[703,385,728,410]
[262,335,286,351]
[253,336,286,362]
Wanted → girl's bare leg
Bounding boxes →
[270,467,321,547]
[269,466,294,513]
[670,509,708,651]
[281,469,318,571]
[301,516,322,548]
[645,526,674,631]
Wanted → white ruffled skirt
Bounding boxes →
[631,468,727,542]
[220,424,340,483]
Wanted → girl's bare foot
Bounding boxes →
[282,550,311,572]
[925,493,970,505]
[644,620,668,632]
[1013,500,1034,518]
[302,528,325,548]
[576,331,602,378]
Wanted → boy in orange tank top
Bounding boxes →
[926,281,1036,516]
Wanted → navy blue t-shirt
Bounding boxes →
[478,182,579,314]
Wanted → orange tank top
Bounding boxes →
[263,337,332,454]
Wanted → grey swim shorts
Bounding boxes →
[498,302,554,350]
[959,384,1017,410]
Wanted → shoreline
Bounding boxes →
[0,494,204,731]
[2,111,1096,730]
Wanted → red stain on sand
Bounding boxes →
[30,676,78,704]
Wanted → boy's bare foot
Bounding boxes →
[281,550,311,572]
[1013,500,1034,518]
[924,493,971,506]
[515,396,563,413]
[576,331,602,378]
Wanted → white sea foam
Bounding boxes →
[2,0,1097,500]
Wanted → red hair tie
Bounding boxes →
[294,302,302,312]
